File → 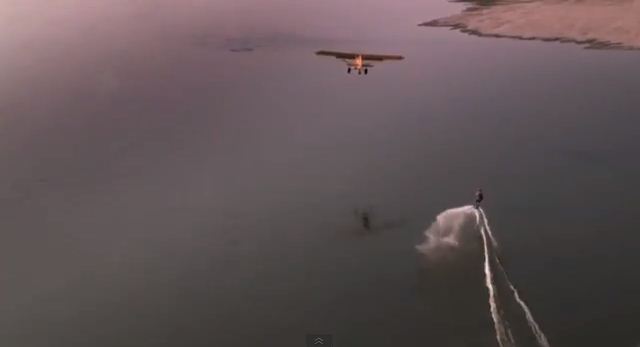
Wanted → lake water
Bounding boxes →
[1,1,639,346]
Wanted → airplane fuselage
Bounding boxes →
[347,55,371,75]
[351,55,363,69]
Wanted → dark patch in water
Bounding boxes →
[229,47,255,53]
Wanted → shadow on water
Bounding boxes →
[347,206,408,237]
[348,218,407,237]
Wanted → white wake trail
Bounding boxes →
[480,209,551,347]
[475,210,512,347]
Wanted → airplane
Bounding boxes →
[315,50,405,75]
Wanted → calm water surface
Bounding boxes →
[1,1,639,346]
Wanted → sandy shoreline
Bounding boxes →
[422,0,640,49]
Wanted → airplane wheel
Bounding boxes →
[347,68,351,74]
[364,68,368,75]
[358,70,361,75]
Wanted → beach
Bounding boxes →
[423,0,640,49]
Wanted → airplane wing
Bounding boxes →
[316,50,404,61]
[359,53,404,61]
[316,50,359,59]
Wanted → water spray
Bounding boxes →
[475,209,514,347]
[417,206,551,347]
[479,209,551,347]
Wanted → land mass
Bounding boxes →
[422,0,640,49]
